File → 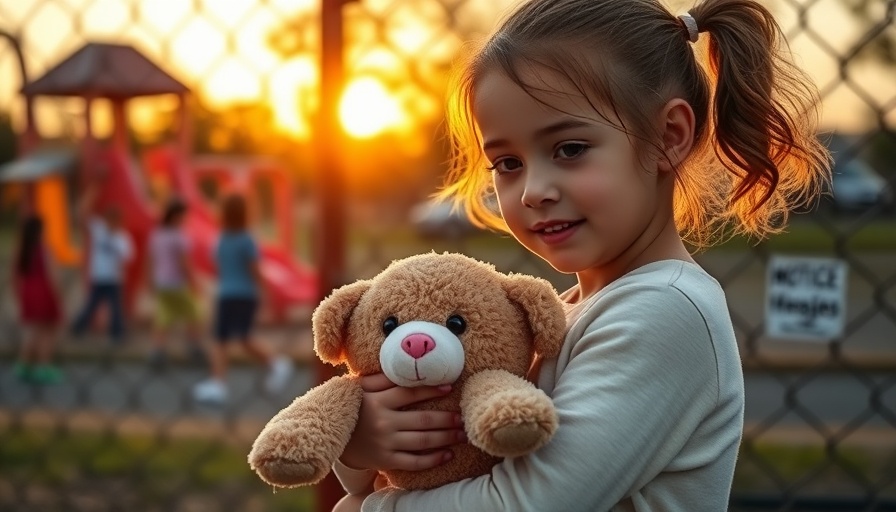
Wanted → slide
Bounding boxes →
[35,176,81,266]
[141,146,318,317]
[0,148,82,267]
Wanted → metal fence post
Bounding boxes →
[316,0,357,510]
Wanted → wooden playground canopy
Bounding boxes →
[21,41,189,98]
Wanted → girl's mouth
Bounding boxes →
[535,220,583,234]
[535,220,583,243]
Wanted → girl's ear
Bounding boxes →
[658,98,696,172]
[311,280,371,365]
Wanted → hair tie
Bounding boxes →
[678,13,699,43]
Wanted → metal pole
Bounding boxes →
[315,0,356,510]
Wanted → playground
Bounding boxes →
[0,41,318,327]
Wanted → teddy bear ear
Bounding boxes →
[311,280,372,365]
[503,275,566,358]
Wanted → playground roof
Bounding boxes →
[22,42,190,98]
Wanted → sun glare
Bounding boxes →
[339,77,405,139]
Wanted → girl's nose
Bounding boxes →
[521,169,559,208]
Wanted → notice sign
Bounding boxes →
[765,255,848,341]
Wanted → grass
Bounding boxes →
[2,426,893,508]
[0,427,315,511]
[733,440,896,497]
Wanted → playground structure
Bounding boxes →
[1,42,317,321]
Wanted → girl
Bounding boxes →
[192,193,293,404]
[13,214,63,385]
[147,198,203,369]
[334,0,830,510]
[70,179,133,345]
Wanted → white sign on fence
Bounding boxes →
[765,255,848,341]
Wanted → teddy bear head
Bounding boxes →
[311,252,565,384]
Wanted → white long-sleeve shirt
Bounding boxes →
[338,259,745,512]
[87,217,133,284]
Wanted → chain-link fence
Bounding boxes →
[1,0,894,511]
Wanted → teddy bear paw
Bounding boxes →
[491,422,546,454]
[254,457,325,488]
[471,391,558,458]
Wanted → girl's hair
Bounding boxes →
[161,198,187,227]
[221,193,248,232]
[17,214,44,275]
[444,0,831,247]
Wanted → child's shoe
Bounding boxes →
[265,356,294,394]
[31,365,62,385]
[13,362,31,382]
[193,379,228,405]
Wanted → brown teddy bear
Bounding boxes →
[248,252,566,490]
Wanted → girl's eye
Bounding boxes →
[555,142,589,160]
[486,157,523,174]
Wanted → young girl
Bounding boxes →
[192,193,293,404]
[333,0,830,510]
[13,214,64,384]
[147,198,203,369]
[70,179,133,345]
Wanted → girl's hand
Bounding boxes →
[339,373,465,472]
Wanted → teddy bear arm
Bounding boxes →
[460,369,558,458]
[249,374,363,488]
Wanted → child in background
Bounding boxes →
[70,179,133,344]
[333,0,831,510]
[192,193,293,405]
[13,214,63,384]
[147,198,204,369]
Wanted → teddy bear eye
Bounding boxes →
[382,316,399,336]
[446,315,466,335]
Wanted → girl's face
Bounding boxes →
[473,70,669,288]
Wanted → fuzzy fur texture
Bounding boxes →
[248,252,566,490]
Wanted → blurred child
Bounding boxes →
[147,198,204,369]
[70,180,133,344]
[192,193,293,404]
[13,214,63,384]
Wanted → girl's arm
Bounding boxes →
[245,236,262,287]
[117,231,134,263]
[244,237,267,306]
[360,284,729,512]
[145,233,155,290]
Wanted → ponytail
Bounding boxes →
[689,0,831,235]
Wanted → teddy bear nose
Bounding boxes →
[401,334,436,359]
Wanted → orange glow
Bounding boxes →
[339,77,406,139]
[270,57,318,138]
[0,0,884,145]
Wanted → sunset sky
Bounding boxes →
[0,0,893,145]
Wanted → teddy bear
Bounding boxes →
[248,252,566,491]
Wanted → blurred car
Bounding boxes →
[410,198,479,238]
[829,159,894,212]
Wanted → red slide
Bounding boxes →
[101,145,317,319]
